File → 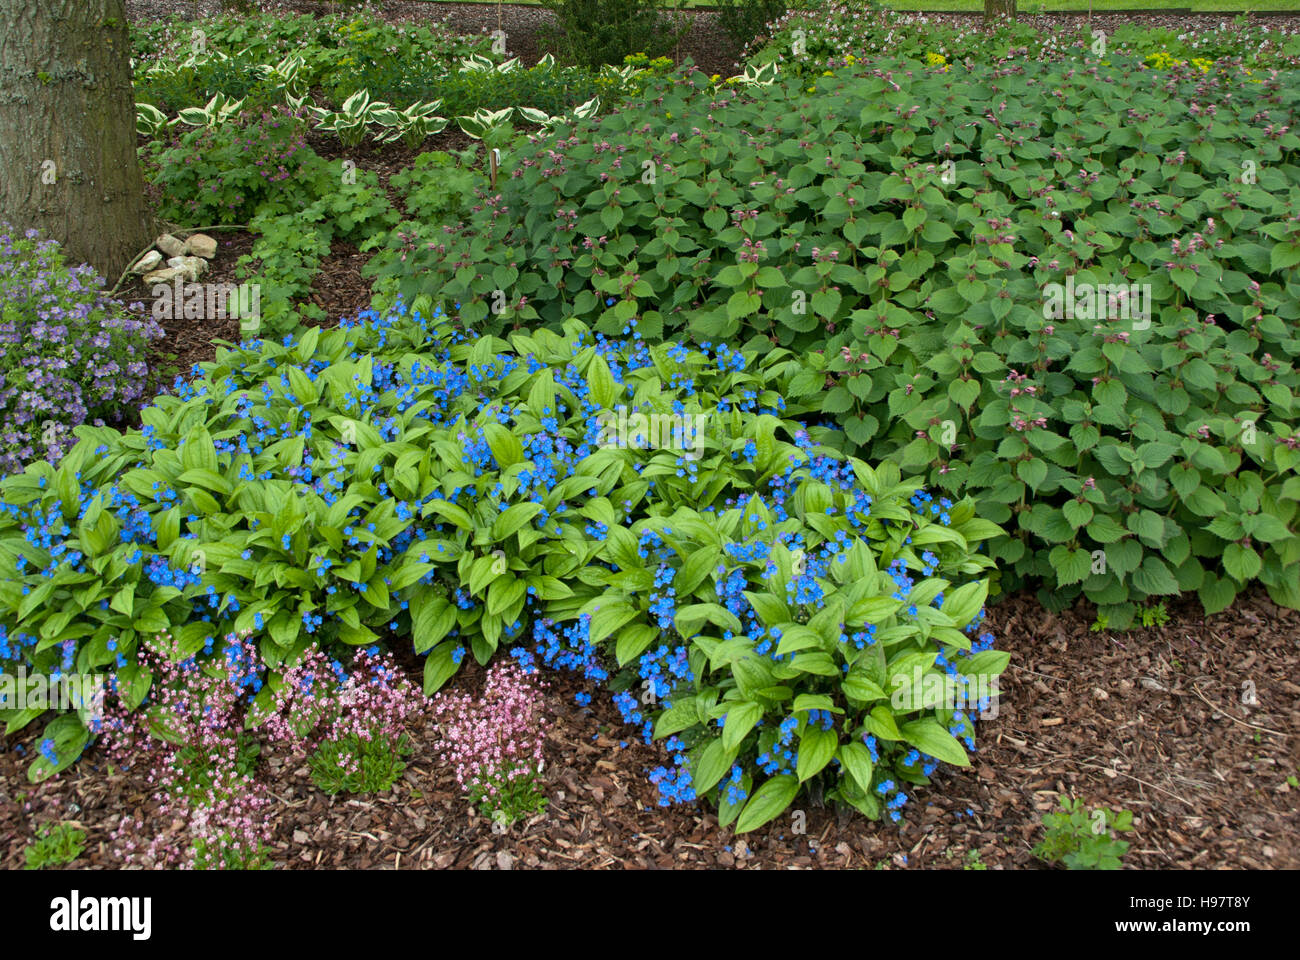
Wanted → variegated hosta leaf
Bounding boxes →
[341,89,371,116]
[135,102,169,136]
[571,96,600,119]
[458,53,494,73]
[456,115,488,139]
[535,53,556,69]
[497,57,520,73]
[514,107,552,126]
[176,106,208,126]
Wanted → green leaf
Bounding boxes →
[27,714,90,783]
[492,502,542,541]
[412,596,456,653]
[483,423,525,469]
[722,700,763,752]
[796,725,839,782]
[838,741,875,792]
[1223,542,1262,583]
[899,718,970,767]
[736,774,800,833]
[1017,458,1047,491]
[586,353,618,408]
[422,643,460,694]
[727,290,762,321]
[941,580,988,628]
[694,738,737,794]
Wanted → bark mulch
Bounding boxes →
[4,587,1296,870]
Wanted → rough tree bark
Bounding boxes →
[984,0,1018,18]
[0,0,154,279]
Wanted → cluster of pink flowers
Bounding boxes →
[738,238,767,263]
[1005,369,1037,399]
[100,632,272,870]
[100,633,427,866]
[265,647,425,776]
[429,660,548,799]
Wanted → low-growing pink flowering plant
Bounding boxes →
[266,645,426,796]
[99,631,271,870]
[429,660,550,826]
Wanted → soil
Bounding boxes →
[4,588,1296,870]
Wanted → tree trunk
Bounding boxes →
[984,0,1017,18]
[0,0,154,280]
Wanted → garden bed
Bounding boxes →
[3,0,1299,877]
[5,588,1295,869]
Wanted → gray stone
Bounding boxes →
[166,255,208,282]
[131,250,163,275]
[142,267,184,284]
[185,233,218,259]
[155,233,186,257]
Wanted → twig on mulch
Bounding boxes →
[1190,683,1287,738]
[1014,735,1199,808]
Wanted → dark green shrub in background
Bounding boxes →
[537,0,692,69]
[713,0,790,52]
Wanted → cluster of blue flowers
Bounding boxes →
[1,294,997,826]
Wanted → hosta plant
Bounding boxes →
[309,90,394,149]
[372,100,449,149]
[176,91,245,127]
[135,101,173,137]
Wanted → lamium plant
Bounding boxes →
[367,56,1300,627]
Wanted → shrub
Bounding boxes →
[0,308,1005,826]
[713,0,790,53]
[141,106,319,225]
[0,227,165,476]
[373,59,1300,626]
[536,0,691,70]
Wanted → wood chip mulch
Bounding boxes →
[4,587,1296,870]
